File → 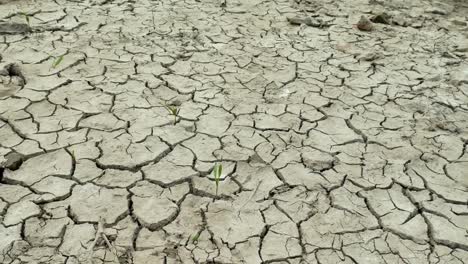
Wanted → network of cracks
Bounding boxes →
[0,0,467,263]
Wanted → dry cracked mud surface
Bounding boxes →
[0,0,468,263]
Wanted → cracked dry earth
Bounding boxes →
[0,0,468,263]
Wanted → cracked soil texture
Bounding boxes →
[0,0,468,263]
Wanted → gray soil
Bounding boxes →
[0,0,467,263]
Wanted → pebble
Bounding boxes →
[357,16,373,31]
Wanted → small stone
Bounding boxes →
[370,13,391,24]
[1,151,23,170]
[288,16,312,25]
[357,16,373,31]
[0,23,31,34]
[287,16,324,27]
[427,7,448,15]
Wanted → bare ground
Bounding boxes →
[0,0,467,263]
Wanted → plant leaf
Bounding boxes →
[213,164,218,179]
[52,55,64,69]
[192,233,200,243]
[213,164,222,180]
[213,164,222,197]
[165,105,179,116]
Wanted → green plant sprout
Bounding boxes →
[191,233,200,244]
[165,105,180,125]
[19,12,30,25]
[52,54,65,69]
[213,163,223,196]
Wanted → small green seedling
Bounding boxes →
[191,233,200,244]
[18,12,31,25]
[213,163,223,196]
[165,105,180,125]
[52,55,65,69]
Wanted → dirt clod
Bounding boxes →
[356,15,373,31]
